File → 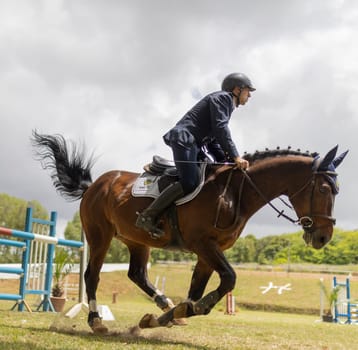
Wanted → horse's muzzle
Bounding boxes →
[303,226,333,249]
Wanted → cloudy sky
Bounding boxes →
[0,0,357,238]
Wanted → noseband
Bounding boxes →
[240,169,336,231]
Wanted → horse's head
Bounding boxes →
[289,145,348,249]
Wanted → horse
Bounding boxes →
[31,131,348,333]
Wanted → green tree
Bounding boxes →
[63,212,83,261]
[256,236,290,265]
[64,212,82,241]
[0,194,49,263]
[104,239,130,263]
[227,234,257,263]
[0,193,48,230]
[341,231,358,263]
[150,249,195,263]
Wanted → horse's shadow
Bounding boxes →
[12,324,209,350]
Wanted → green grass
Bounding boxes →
[1,305,358,349]
[1,264,358,349]
[98,263,358,314]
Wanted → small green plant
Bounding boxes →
[319,279,342,316]
[52,248,73,297]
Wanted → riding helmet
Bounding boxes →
[221,73,256,92]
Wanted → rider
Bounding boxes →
[136,72,256,237]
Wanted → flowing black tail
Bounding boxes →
[31,130,94,201]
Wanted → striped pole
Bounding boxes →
[0,227,83,249]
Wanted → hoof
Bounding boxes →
[91,317,108,334]
[139,313,160,329]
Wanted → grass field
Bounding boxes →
[1,264,358,349]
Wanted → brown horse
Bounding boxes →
[32,131,347,333]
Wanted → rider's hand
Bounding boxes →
[234,156,249,170]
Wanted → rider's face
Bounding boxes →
[238,88,251,106]
[233,87,251,107]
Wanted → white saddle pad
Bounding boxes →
[131,163,207,206]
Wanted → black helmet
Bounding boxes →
[221,72,256,92]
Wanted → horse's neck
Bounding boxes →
[239,157,313,213]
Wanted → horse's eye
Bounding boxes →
[319,184,330,194]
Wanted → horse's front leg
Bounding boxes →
[139,242,235,328]
[127,243,185,325]
[187,259,214,302]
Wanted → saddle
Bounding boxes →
[132,155,207,205]
[143,155,178,177]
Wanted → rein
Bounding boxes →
[239,168,336,230]
[239,170,299,224]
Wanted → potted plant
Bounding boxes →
[319,280,341,322]
[50,248,73,312]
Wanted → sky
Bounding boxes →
[0,0,357,238]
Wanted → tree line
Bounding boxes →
[1,193,358,265]
[0,194,49,263]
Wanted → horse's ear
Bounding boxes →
[333,150,349,168]
[317,145,338,171]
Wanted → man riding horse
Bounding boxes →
[136,72,256,237]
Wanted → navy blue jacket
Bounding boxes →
[163,91,239,159]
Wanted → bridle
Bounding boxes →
[289,171,337,229]
[240,169,337,231]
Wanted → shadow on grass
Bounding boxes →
[0,341,50,350]
[3,323,209,350]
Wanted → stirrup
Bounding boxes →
[135,212,164,239]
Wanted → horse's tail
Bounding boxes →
[31,130,94,201]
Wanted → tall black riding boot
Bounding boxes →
[135,182,184,238]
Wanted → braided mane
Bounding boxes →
[242,147,319,164]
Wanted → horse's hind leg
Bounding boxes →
[84,227,113,334]
[126,243,176,312]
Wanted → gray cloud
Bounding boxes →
[0,0,357,236]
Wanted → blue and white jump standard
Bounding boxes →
[0,207,83,312]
